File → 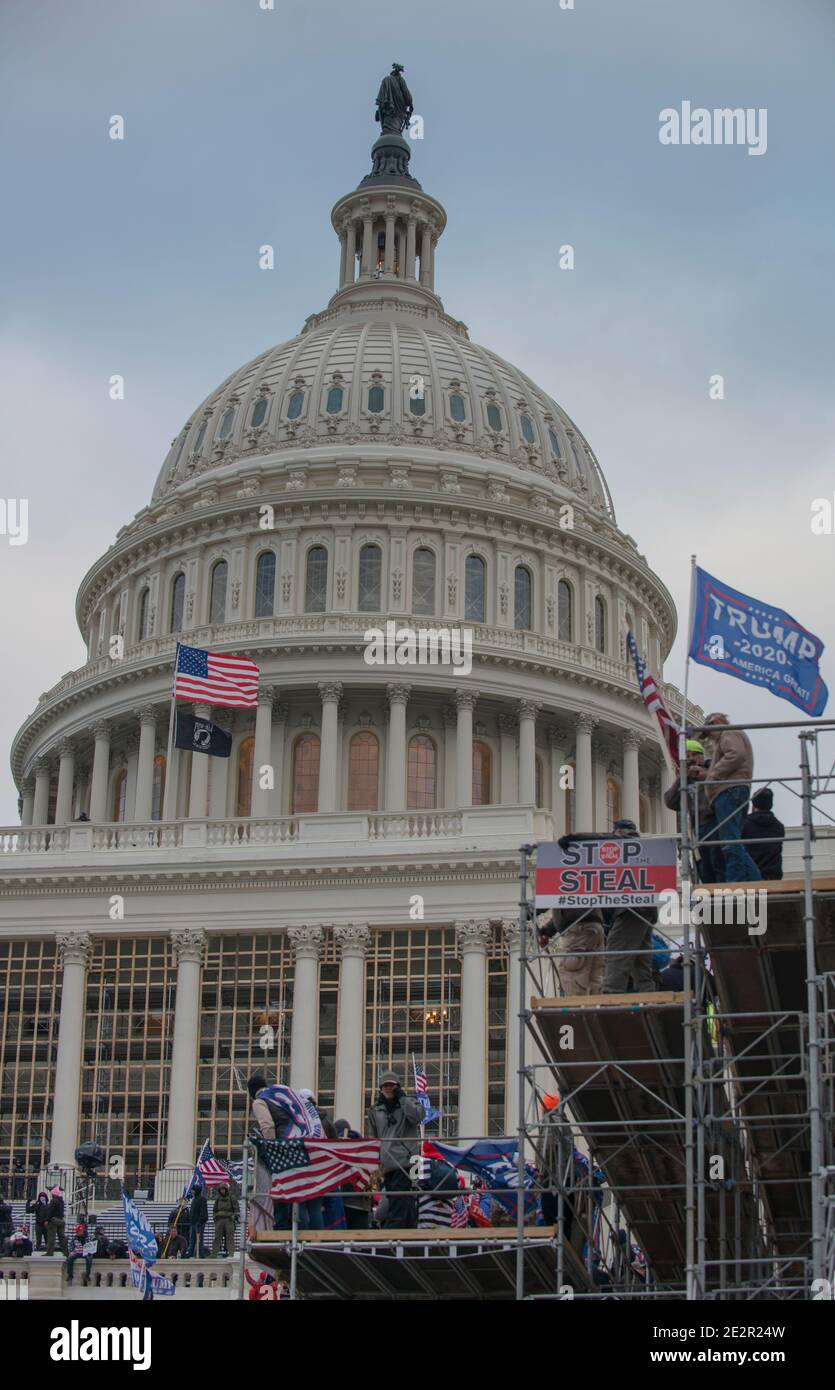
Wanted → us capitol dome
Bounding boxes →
[1,71,696,1202]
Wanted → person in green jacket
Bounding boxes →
[211,1184,237,1257]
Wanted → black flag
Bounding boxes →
[174,712,232,758]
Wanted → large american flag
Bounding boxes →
[252,1135,380,1202]
[173,643,260,708]
[627,631,680,770]
[196,1141,231,1188]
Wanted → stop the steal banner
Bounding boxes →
[535,837,678,908]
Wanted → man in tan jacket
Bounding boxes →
[700,713,762,883]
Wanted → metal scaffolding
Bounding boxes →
[516,721,835,1300]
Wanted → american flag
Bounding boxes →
[192,1140,230,1189]
[413,1057,441,1124]
[627,631,680,770]
[252,1135,380,1202]
[414,1066,428,1096]
[173,643,260,709]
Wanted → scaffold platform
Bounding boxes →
[251,1226,589,1299]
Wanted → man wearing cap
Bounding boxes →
[702,713,761,883]
[664,738,723,883]
[366,1071,423,1228]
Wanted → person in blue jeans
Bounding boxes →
[703,714,762,883]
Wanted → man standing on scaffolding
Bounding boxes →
[556,820,658,994]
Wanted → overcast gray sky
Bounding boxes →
[1,0,834,825]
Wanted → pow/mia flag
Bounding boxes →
[174,712,232,758]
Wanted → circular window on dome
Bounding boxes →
[287,390,305,421]
[326,385,344,415]
[449,392,466,423]
[368,384,385,413]
[548,427,562,459]
[486,402,503,432]
[520,413,535,445]
[218,406,235,440]
[250,397,268,429]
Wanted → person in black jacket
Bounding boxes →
[0,1194,13,1246]
[185,1186,208,1259]
[741,788,785,880]
[45,1187,69,1256]
[26,1191,50,1250]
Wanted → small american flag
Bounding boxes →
[415,1067,428,1096]
[627,631,680,770]
[253,1135,380,1202]
[173,643,260,709]
[412,1058,441,1124]
[196,1141,231,1187]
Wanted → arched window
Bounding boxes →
[558,579,573,642]
[407,734,437,809]
[368,384,385,413]
[449,392,466,422]
[112,769,127,823]
[486,402,503,432]
[305,546,328,612]
[193,419,208,453]
[412,548,436,616]
[210,560,228,625]
[606,777,621,832]
[137,587,150,642]
[409,392,426,416]
[514,565,532,630]
[292,734,320,813]
[465,555,486,623]
[358,544,382,612]
[236,736,254,817]
[255,551,276,618]
[169,573,185,634]
[218,406,235,440]
[326,385,344,414]
[250,396,268,429]
[348,731,379,811]
[594,595,607,654]
[472,741,492,806]
[151,756,166,822]
[548,427,562,460]
[520,414,535,445]
[535,756,543,809]
[287,390,304,420]
[564,761,575,833]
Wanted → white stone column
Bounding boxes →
[574,714,595,832]
[623,731,642,828]
[54,741,76,826]
[420,223,431,285]
[73,764,90,820]
[133,707,158,822]
[498,713,518,804]
[593,754,608,832]
[406,216,417,280]
[188,704,211,817]
[32,760,51,826]
[442,705,457,808]
[338,227,348,286]
[288,926,323,1091]
[548,727,568,836]
[50,933,93,1170]
[20,780,34,826]
[318,682,342,812]
[89,721,111,823]
[384,211,396,272]
[385,684,410,811]
[361,214,373,276]
[159,929,206,1199]
[333,925,370,1129]
[455,920,491,1138]
[455,689,478,810]
[518,700,539,806]
[271,704,289,815]
[502,919,522,1135]
[396,225,405,277]
[251,686,275,817]
[345,221,357,285]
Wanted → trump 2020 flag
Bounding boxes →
[688,566,828,717]
[121,1190,159,1265]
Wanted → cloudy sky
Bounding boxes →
[1,0,833,825]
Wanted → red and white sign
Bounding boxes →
[535,836,678,908]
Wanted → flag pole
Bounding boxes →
[162,643,179,823]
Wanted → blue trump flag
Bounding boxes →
[427,1139,538,1217]
[688,566,828,717]
[121,1190,159,1265]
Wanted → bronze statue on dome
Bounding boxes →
[375,63,413,136]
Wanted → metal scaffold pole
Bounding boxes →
[516,843,532,1301]
[800,731,824,1285]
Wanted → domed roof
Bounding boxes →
[152,318,615,521]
